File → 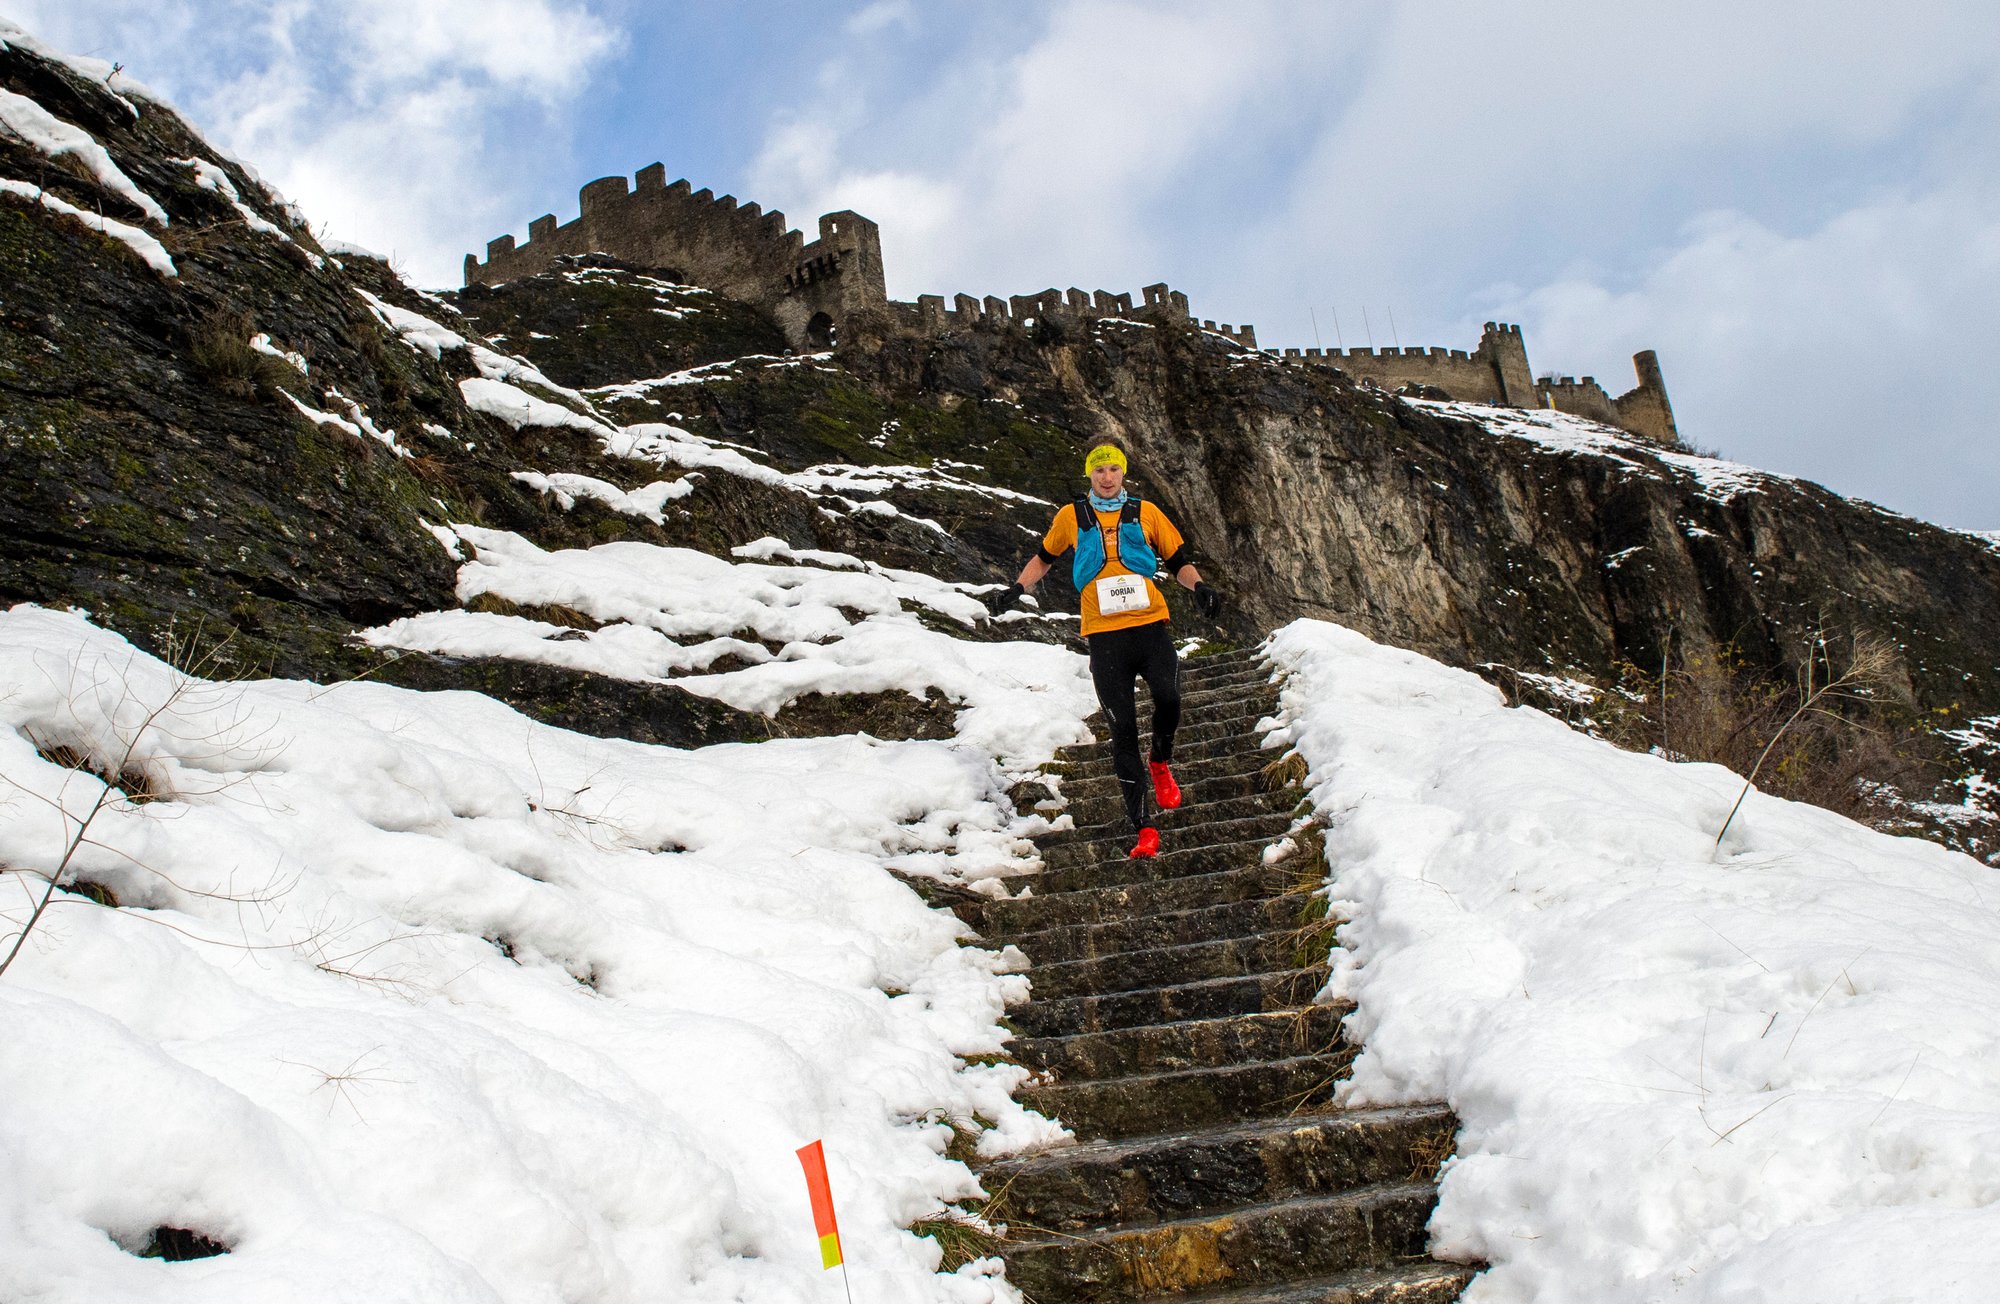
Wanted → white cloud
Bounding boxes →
[342,0,617,97]
[749,1,1349,299]
[844,1,912,37]
[7,0,622,284]
[1500,181,2000,530]
[746,0,2000,527]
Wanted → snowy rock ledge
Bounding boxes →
[1263,618,2000,1303]
[0,606,1066,1304]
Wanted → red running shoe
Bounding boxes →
[1149,760,1181,809]
[1129,827,1160,859]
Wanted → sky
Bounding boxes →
[15,1,2000,531]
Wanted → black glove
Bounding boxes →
[1193,581,1223,619]
[983,582,1025,617]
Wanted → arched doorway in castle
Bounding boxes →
[805,312,836,350]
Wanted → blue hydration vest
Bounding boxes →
[1071,492,1159,589]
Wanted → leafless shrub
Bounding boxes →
[1598,626,1947,838]
[0,625,287,975]
[187,309,296,401]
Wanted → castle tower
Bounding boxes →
[463,166,894,351]
[1476,323,1540,408]
[1613,350,1680,445]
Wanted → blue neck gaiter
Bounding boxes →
[1088,490,1128,512]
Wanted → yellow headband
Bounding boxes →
[1084,445,1127,474]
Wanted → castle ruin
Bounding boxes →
[466,166,1677,445]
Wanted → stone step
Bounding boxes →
[993,894,1302,967]
[1043,811,1295,872]
[1182,647,1264,666]
[958,860,1297,936]
[1108,707,1279,750]
[1029,928,1297,1002]
[1059,769,1280,830]
[1000,1180,1438,1301]
[982,1102,1450,1231]
[1061,715,1262,758]
[1179,659,1273,687]
[1049,789,1299,847]
[1172,673,1269,699]
[1012,965,1329,1039]
[1130,679,1277,714]
[1060,731,1276,781]
[1036,835,1282,896]
[1022,1051,1353,1141]
[1128,691,1279,727]
[1015,1002,1349,1079]
[1175,1263,1478,1304]
[1058,750,1282,806]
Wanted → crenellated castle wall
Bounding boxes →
[464,164,885,351]
[465,169,1675,444]
[1277,323,1539,408]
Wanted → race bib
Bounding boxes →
[1094,573,1150,615]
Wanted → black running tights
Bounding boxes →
[1087,621,1182,833]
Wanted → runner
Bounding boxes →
[985,444,1223,858]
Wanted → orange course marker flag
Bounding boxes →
[796,1140,844,1270]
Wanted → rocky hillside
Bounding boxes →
[3,30,1996,848]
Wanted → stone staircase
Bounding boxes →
[953,648,1476,1303]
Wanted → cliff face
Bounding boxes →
[3,33,1996,838]
[498,292,2000,718]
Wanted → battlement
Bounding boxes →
[463,167,1675,442]
[893,279,1261,347]
[1265,319,1675,442]
[465,164,882,350]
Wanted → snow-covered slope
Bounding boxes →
[0,605,1082,1304]
[1267,620,2000,1302]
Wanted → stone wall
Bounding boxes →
[464,164,883,352]
[1276,323,1538,407]
[464,168,1674,444]
[1532,350,1679,444]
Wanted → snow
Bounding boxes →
[606,422,790,488]
[587,354,838,400]
[0,88,167,225]
[459,377,609,437]
[176,156,309,261]
[361,526,1094,772]
[1408,399,1653,473]
[248,333,307,373]
[322,238,385,261]
[357,289,468,361]
[1656,449,1777,504]
[283,391,408,458]
[0,178,175,277]
[0,20,155,115]
[360,294,595,426]
[0,604,1061,1303]
[510,470,696,524]
[1263,619,2000,1302]
[1405,399,1796,509]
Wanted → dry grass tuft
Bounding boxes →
[1407,1127,1456,1182]
[941,1112,995,1165]
[32,736,166,804]
[187,309,296,402]
[1261,752,1308,792]
[463,592,601,630]
[908,1210,1001,1271]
